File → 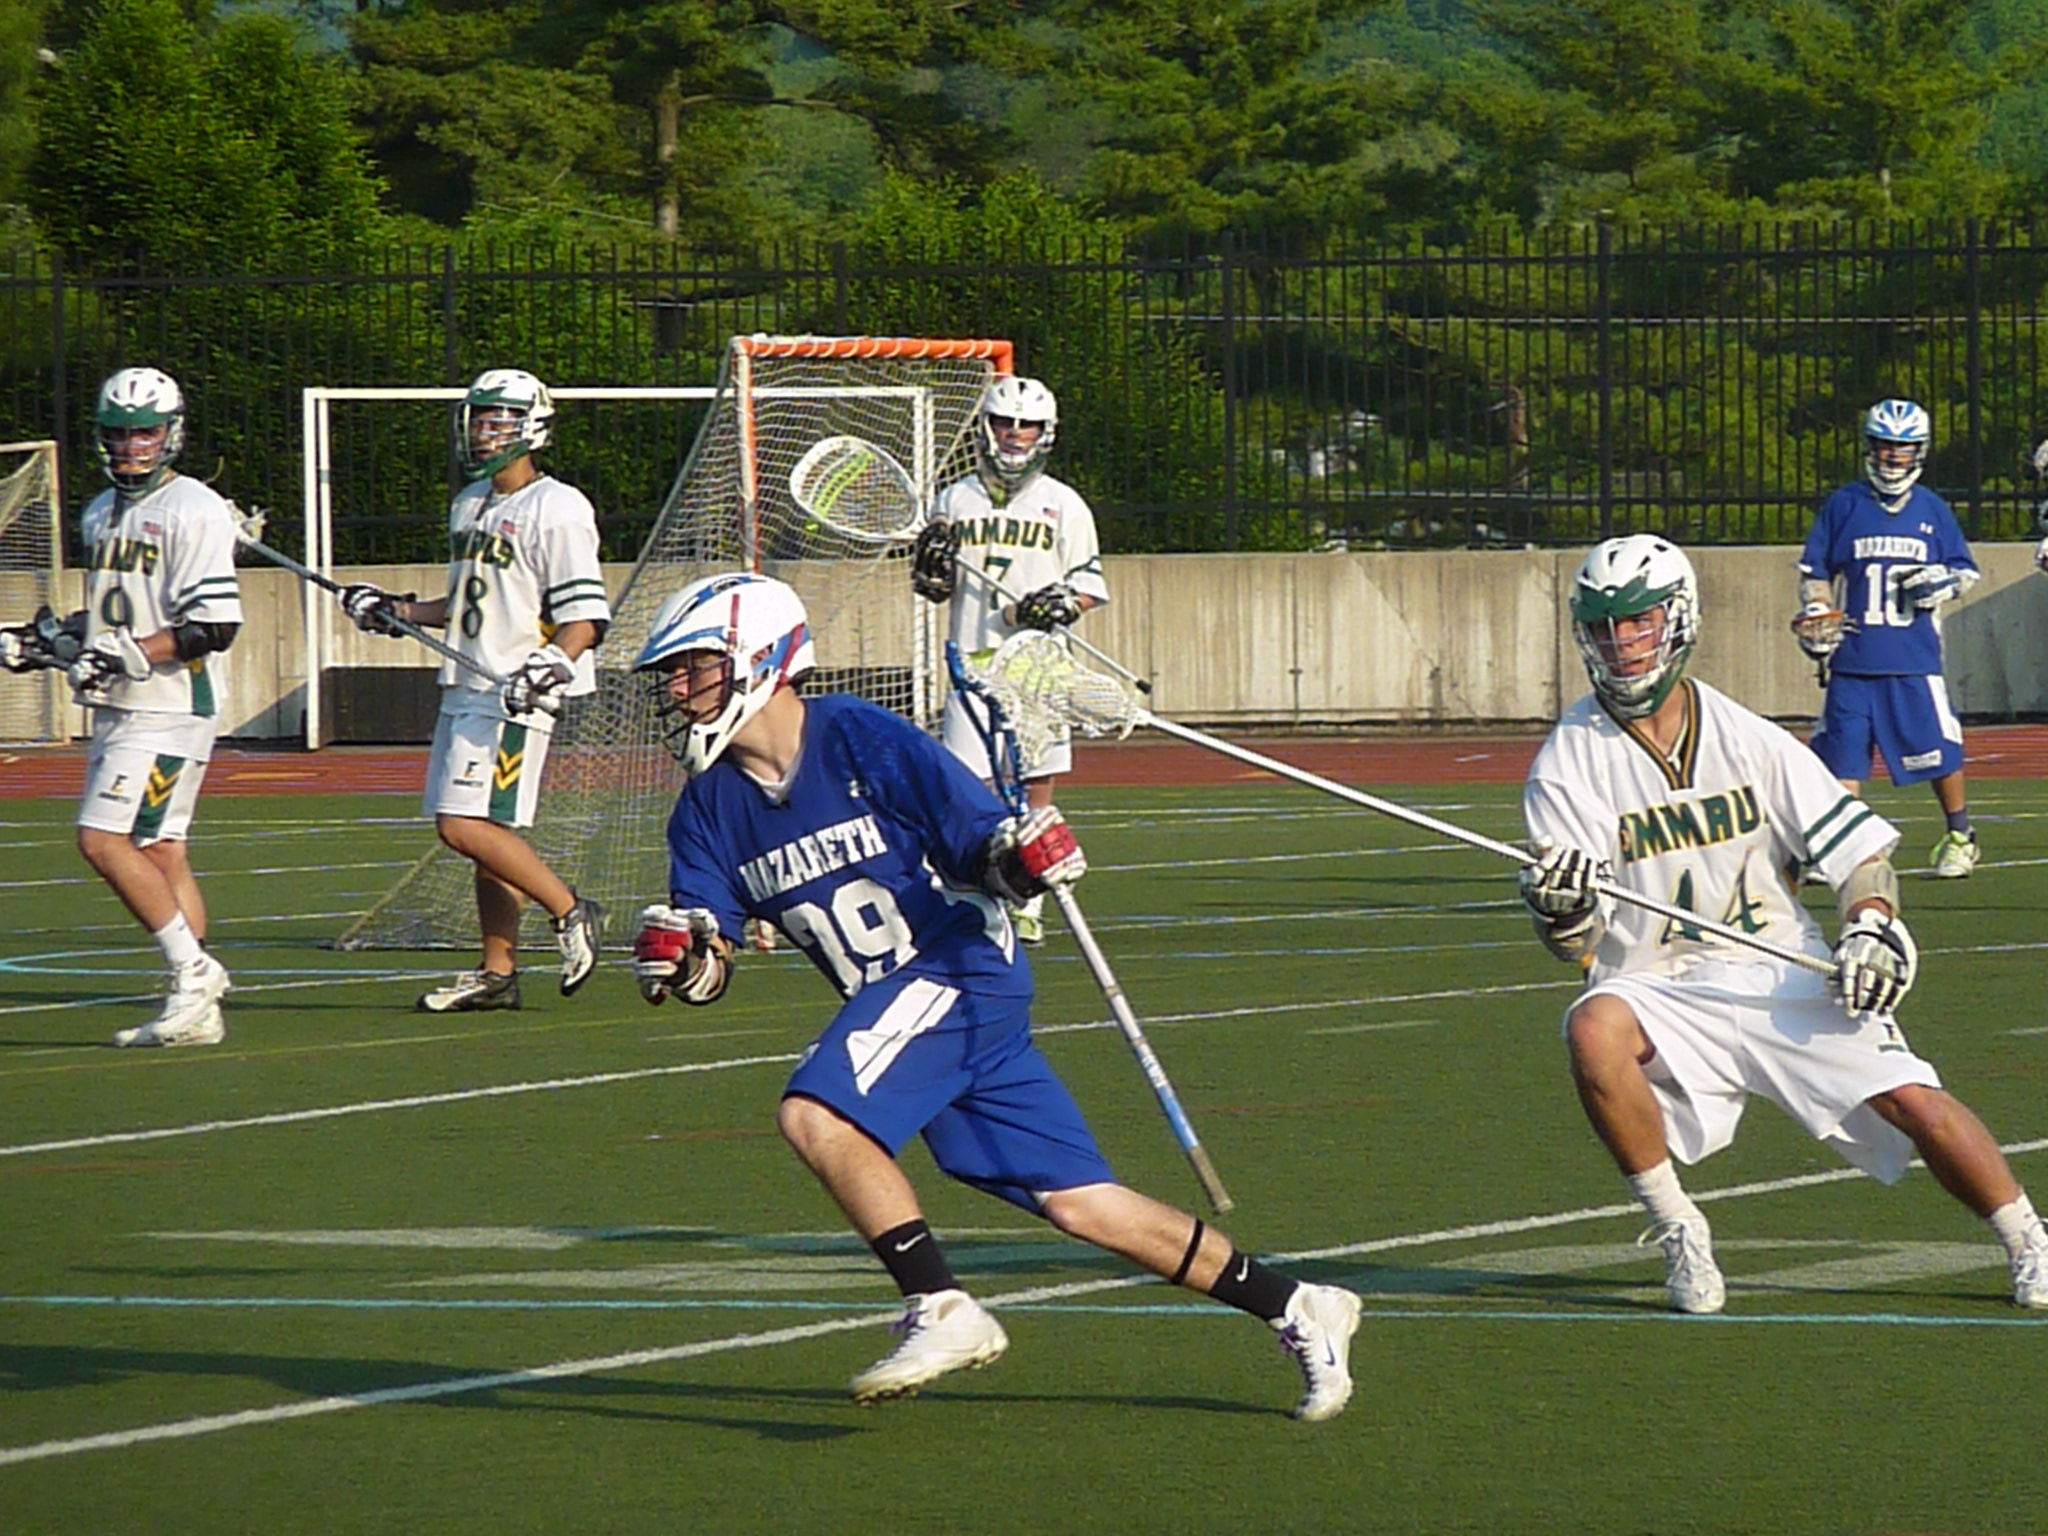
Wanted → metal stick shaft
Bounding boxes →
[1132,709,1835,980]
[237,532,503,687]
[1048,884,1234,1214]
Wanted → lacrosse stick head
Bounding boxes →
[945,641,1031,816]
[1790,601,1846,658]
[787,436,922,543]
[966,629,1142,764]
[225,500,267,547]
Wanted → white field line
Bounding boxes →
[5,1141,2046,1468]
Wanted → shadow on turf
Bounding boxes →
[0,1342,1271,1433]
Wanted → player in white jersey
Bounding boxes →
[337,369,612,1012]
[910,376,1109,943]
[1521,535,2048,1313]
[0,369,242,1046]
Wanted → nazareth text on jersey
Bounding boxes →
[666,695,1031,1001]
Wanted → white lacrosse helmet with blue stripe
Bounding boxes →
[1863,398,1930,502]
[634,572,814,773]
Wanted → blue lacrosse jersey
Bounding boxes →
[1797,480,1975,676]
[665,694,1031,1000]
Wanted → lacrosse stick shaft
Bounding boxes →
[236,532,503,687]
[955,562,1152,695]
[1131,709,1836,980]
[1048,883,1234,1213]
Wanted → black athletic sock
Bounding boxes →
[870,1219,958,1297]
[1206,1248,1298,1323]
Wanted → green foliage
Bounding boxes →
[29,0,386,266]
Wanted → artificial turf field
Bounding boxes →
[2,754,2045,1534]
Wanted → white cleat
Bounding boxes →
[112,952,231,1048]
[554,895,605,996]
[1929,830,1979,879]
[2013,1239,2048,1309]
[1641,1217,1726,1314]
[1275,1282,1362,1422]
[112,1000,225,1049]
[850,1289,1009,1403]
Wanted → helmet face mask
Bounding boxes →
[1862,398,1930,503]
[633,573,815,773]
[95,367,185,494]
[1570,535,1700,719]
[456,368,555,479]
[975,375,1058,492]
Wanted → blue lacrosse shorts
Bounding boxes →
[1810,672,1964,786]
[782,972,1116,1211]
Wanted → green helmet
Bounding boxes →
[1570,535,1700,718]
[95,367,185,494]
[456,368,555,479]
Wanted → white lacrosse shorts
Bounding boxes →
[423,690,556,829]
[76,708,218,845]
[1579,958,1943,1185]
[941,689,1072,779]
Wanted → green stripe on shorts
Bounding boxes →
[489,720,529,824]
[135,754,186,841]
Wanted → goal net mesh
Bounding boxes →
[336,336,1007,952]
[0,442,66,746]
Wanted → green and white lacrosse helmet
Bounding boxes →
[457,367,555,479]
[976,375,1058,492]
[95,366,185,494]
[1570,534,1700,719]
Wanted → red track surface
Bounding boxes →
[5,724,2048,799]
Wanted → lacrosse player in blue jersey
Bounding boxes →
[1795,400,1981,877]
[627,572,1360,1418]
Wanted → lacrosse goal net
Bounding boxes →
[0,441,67,745]
[336,335,1011,950]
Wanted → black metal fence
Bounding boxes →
[6,221,2048,562]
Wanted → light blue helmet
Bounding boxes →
[633,572,813,772]
[1863,398,1930,502]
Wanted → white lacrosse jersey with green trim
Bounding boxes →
[1523,678,1899,983]
[438,473,611,696]
[929,469,1109,654]
[79,475,244,718]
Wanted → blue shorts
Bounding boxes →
[1810,673,1964,787]
[783,974,1116,1211]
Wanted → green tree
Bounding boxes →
[0,0,49,224]
[347,1,1006,243]
[30,0,386,266]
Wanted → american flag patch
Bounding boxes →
[142,521,162,535]
[499,520,518,537]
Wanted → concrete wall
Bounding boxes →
[17,545,2048,742]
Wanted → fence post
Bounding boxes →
[442,245,459,385]
[49,250,68,498]
[1964,216,1983,539]
[1596,223,1614,541]
[831,241,849,334]
[1220,232,1239,550]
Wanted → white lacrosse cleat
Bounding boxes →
[1929,830,1979,879]
[1274,1282,1362,1422]
[849,1289,1009,1404]
[113,995,227,1049]
[554,894,605,995]
[112,951,231,1048]
[2013,1237,2048,1309]
[1012,895,1046,947]
[416,969,521,1013]
[1641,1216,1726,1314]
